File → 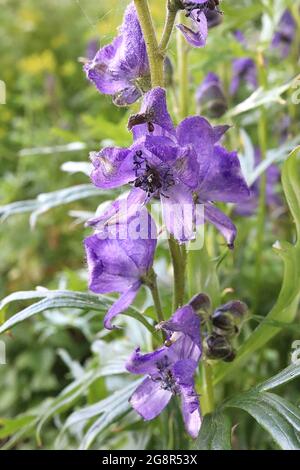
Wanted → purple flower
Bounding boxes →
[196,72,227,118]
[90,87,249,246]
[230,31,257,96]
[235,148,281,217]
[84,208,156,330]
[272,9,296,58]
[84,2,150,106]
[90,88,199,242]
[126,305,202,438]
[177,1,222,48]
[177,116,250,248]
[230,57,257,96]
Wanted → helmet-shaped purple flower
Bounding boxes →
[84,2,150,106]
[196,72,227,118]
[84,208,157,330]
[90,87,249,247]
[126,304,202,438]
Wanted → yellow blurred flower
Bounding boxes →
[19,50,56,75]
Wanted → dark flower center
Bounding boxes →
[132,151,175,198]
[151,356,180,395]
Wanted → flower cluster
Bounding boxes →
[127,302,202,438]
[83,1,251,438]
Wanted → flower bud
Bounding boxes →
[204,333,236,362]
[189,293,211,313]
[212,300,248,337]
[196,73,227,119]
[205,9,222,29]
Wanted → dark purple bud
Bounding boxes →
[204,333,236,362]
[272,9,296,58]
[205,8,222,28]
[196,72,228,118]
[212,300,248,337]
[189,293,211,312]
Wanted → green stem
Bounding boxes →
[254,51,268,308]
[177,11,189,119]
[201,361,215,415]
[159,2,178,52]
[168,237,185,310]
[146,269,165,324]
[134,0,164,87]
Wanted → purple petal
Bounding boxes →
[86,189,151,240]
[84,2,149,105]
[204,203,237,249]
[143,135,178,165]
[174,145,199,189]
[198,145,250,204]
[104,283,140,330]
[126,346,169,375]
[84,236,140,293]
[176,11,208,48]
[129,377,172,420]
[161,305,202,351]
[113,86,142,107]
[173,359,201,438]
[90,147,133,189]
[84,36,128,95]
[90,141,146,189]
[161,184,195,242]
[130,87,176,140]
[177,116,229,180]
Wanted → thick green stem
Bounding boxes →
[134,0,164,87]
[159,2,178,52]
[168,237,185,310]
[201,361,215,415]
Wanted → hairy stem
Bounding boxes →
[134,0,164,87]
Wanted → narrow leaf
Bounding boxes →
[225,391,300,450]
[192,411,232,450]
